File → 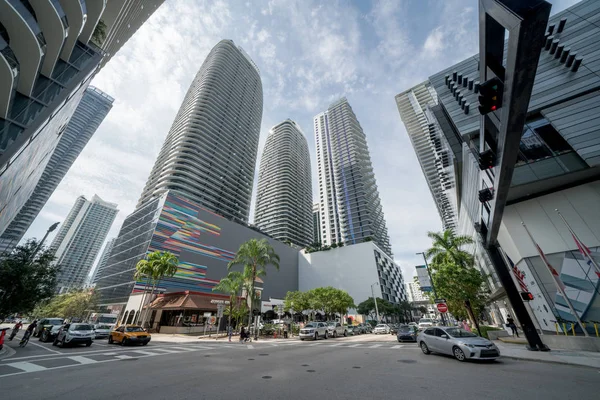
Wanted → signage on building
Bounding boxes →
[416,265,432,292]
[210,299,230,305]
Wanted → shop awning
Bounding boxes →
[147,291,230,310]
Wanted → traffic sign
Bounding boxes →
[434,298,447,304]
[217,304,224,318]
[437,303,448,313]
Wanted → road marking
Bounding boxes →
[24,340,62,354]
[269,343,279,347]
[115,355,133,359]
[348,344,362,348]
[168,346,197,351]
[327,343,345,347]
[6,362,47,372]
[246,344,254,349]
[68,356,97,365]
[391,345,405,349]
[369,344,382,348]
[151,348,181,354]
[92,343,109,347]
[131,350,161,356]
[102,352,118,356]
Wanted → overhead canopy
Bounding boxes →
[147,291,230,310]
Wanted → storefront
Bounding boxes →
[146,291,233,334]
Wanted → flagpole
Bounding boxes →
[555,209,600,278]
[521,222,589,337]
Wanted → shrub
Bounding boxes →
[477,325,502,339]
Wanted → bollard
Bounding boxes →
[555,322,559,335]
[571,323,576,336]
[563,323,567,335]
[594,323,599,337]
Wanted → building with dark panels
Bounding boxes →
[0,86,113,254]
[137,40,263,224]
[50,195,118,293]
[314,98,392,256]
[312,203,321,244]
[94,191,299,313]
[254,120,312,247]
[90,237,117,285]
[397,0,600,332]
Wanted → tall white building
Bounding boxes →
[90,237,117,285]
[254,120,312,247]
[314,98,392,255]
[406,281,428,302]
[395,82,458,231]
[137,40,263,224]
[50,195,118,293]
[312,203,321,245]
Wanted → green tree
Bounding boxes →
[91,19,107,46]
[0,240,58,318]
[136,251,179,326]
[213,271,245,328]
[228,239,280,328]
[35,289,99,321]
[284,290,310,321]
[425,230,474,268]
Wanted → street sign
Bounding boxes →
[437,303,448,313]
[217,304,225,318]
[434,298,447,304]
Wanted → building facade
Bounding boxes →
[254,120,312,247]
[90,237,117,285]
[314,98,392,255]
[299,241,406,307]
[397,0,600,331]
[0,87,113,254]
[50,195,118,293]
[0,0,106,239]
[94,191,299,313]
[312,203,321,245]
[137,40,262,224]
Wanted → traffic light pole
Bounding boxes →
[417,252,447,326]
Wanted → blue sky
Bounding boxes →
[24,0,579,279]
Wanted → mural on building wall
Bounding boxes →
[133,194,236,295]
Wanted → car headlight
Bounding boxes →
[462,343,475,348]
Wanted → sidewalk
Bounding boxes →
[495,341,600,369]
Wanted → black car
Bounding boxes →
[396,325,417,342]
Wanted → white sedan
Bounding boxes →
[373,324,391,334]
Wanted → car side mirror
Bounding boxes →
[441,334,448,339]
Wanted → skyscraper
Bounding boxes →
[313,203,321,245]
[0,87,114,254]
[395,83,458,231]
[314,98,392,255]
[50,195,118,293]
[137,40,263,224]
[254,120,312,247]
[90,237,117,285]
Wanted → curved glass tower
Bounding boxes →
[137,40,263,224]
[254,120,312,247]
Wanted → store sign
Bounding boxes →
[210,299,230,304]
[416,265,432,292]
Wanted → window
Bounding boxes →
[424,328,435,335]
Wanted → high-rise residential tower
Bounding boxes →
[314,98,392,255]
[254,120,312,247]
[137,40,263,224]
[312,203,321,244]
[90,237,117,285]
[50,195,118,293]
[0,87,114,254]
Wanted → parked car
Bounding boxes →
[417,327,500,362]
[346,325,358,336]
[397,325,418,342]
[299,322,328,340]
[36,318,65,340]
[326,322,347,338]
[364,324,374,333]
[94,324,113,339]
[109,325,151,346]
[390,324,399,334]
[373,324,391,334]
[418,318,434,329]
[53,323,94,347]
[408,322,418,328]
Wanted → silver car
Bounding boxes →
[417,326,500,362]
[53,323,95,347]
[326,322,347,338]
[93,324,113,339]
[299,322,328,340]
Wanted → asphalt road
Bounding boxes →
[1,334,597,399]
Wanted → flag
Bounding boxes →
[571,233,600,279]
[507,255,528,291]
[534,243,566,290]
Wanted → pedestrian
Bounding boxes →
[462,320,471,332]
[239,326,246,343]
[507,316,519,337]
[228,325,233,342]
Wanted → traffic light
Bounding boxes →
[478,187,494,203]
[478,77,503,115]
[478,149,496,170]
[520,292,534,301]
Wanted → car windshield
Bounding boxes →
[47,320,63,325]
[398,326,411,331]
[96,325,111,330]
[327,322,336,326]
[376,324,386,328]
[445,328,478,338]
[72,324,93,331]
[125,326,145,332]
[420,319,432,323]
[98,316,118,324]
[304,323,317,328]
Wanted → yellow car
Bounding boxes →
[108,325,151,346]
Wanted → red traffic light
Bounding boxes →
[478,77,504,115]
[520,292,534,301]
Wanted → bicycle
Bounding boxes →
[19,330,32,348]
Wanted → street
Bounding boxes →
[1,332,597,399]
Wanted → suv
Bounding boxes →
[418,318,434,329]
[373,324,391,334]
[53,323,95,347]
[35,318,65,341]
[326,322,347,338]
[299,322,328,340]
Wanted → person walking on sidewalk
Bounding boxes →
[228,325,232,342]
[239,327,246,343]
[507,316,519,337]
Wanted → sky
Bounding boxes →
[23,0,579,281]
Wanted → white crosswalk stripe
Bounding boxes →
[68,356,97,365]
[6,361,47,372]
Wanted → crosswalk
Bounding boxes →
[0,340,418,378]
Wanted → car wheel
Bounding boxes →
[57,339,64,348]
[41,331,49,342]
[420,342,430,355]
[453,346,466,362]
[314,332,318,341]
[52,338,58,346]
[300,338,304,341]
[333,331,337,338]
[343,330,348,337]
[108,336,113,344]
[86,341,92,347]
[122,338,128,346]
[324,331,328,339]
[143,342,148,346]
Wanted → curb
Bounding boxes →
[500,355,599,369]
[0,344,16,361]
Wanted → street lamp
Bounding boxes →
[30,222,60,264]
[371,282,380,322]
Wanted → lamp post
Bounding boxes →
[416,252,447,326]
[33,222,60,257]
[371,282,380,322]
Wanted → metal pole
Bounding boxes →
[371,283,380,322]
[417,252,447,326]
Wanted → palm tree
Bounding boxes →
[133,259,154,324]
[228,239,280,330]
[425,230,474,268]
[212,271,245,330]
[138,251,179,327]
